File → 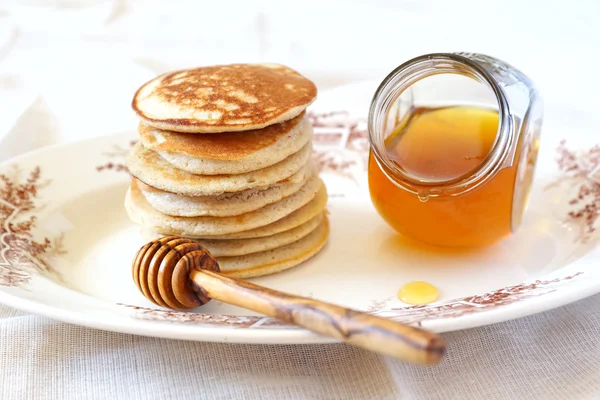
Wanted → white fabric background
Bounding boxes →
[1,1,600,399]
[2,299,600,399]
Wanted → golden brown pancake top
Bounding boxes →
[132,64,317,133]
[139,112,305,160]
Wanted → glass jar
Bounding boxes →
[368,53,543,247]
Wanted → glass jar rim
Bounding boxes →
[368,52,514,197]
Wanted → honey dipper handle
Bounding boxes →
[189,269,445,364]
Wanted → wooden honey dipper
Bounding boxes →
[132,236,446,365]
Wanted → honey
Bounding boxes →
[398,281,439,305]
[367,53,542,248]
[369,106,517,247]
[383,106,499,182]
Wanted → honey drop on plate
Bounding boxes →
[398,281,439,305]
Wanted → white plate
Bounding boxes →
[1,81,599,344]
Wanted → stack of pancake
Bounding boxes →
[124,64,329,278]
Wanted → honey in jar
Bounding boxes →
[368,53,543,248]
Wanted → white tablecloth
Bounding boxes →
[2,298,600,399]
[1,1,600,399]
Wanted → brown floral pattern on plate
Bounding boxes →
[548,141,600,243]
[0,166,64,288]
[96,141,137,173]
[375,272,584,327]
[308,110,369,151]
[308,111,368,184]
[118,304,270,328]
[119,272,584,329]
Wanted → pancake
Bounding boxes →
[140,212,324,257]
[126,140,311,196]
[125,178,327,237]
[216,217,329,278]
[138,113,313,174]
[200,212,326,240]
[137,163,316,217]
[132,63,317,133]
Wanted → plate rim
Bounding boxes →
[1,266,598,343]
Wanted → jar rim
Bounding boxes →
[368,52,514,197]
